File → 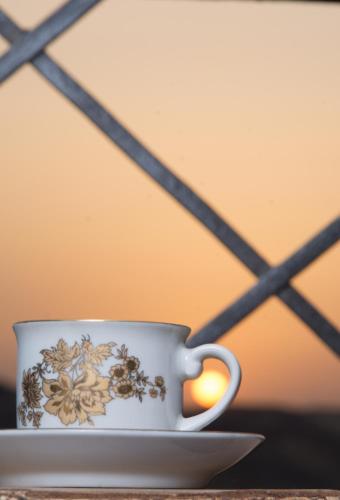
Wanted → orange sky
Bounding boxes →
[0,0,339,410]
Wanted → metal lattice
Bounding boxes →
[0,0,339,355]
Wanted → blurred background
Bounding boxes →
[0,0,339,489]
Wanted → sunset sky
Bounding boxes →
[0,0,339,410]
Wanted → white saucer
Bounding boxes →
[0,429,264,488]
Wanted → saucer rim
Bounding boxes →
[0,428,265,441]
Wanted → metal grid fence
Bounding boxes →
[0,0,339,355]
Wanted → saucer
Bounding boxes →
[0,429,264,488]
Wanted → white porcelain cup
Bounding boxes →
[14,320,241,431]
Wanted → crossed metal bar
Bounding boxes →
[0,1,339,355]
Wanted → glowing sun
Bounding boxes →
[191,370,229,408]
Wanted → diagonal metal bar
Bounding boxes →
[0,0,102,85]
[0,10,339,354]
[188,217,340,350]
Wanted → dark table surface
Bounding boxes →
[0,489,340,500]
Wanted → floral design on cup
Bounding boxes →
[17,335,167,428]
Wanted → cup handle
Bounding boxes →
[175,344,241,431]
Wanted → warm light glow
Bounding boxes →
[191,370,229,408]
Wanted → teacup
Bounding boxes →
[14,320,241,431]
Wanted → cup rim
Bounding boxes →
[13,319,191,334]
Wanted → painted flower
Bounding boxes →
[149,388,158,398]
[22,369,42,408]
[112,379,136,399]
[42,368,111,425]
[159,385,166,401]
[17,402,27,426]
[125,356,140,373]
[41,339,80,373]
[18,337,167,428]
[32,410,43,428]
[110,363,128,380]
[155,376,164,387]
[82,339,116,366]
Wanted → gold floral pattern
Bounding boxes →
[17,335,167,428]
[149,387,158,398]
[22,369,42,408]
[112,379,136,399]
[125,356,140,372]
[110,364,128,380]
[42,369,112,425]
[41,339,80,372]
